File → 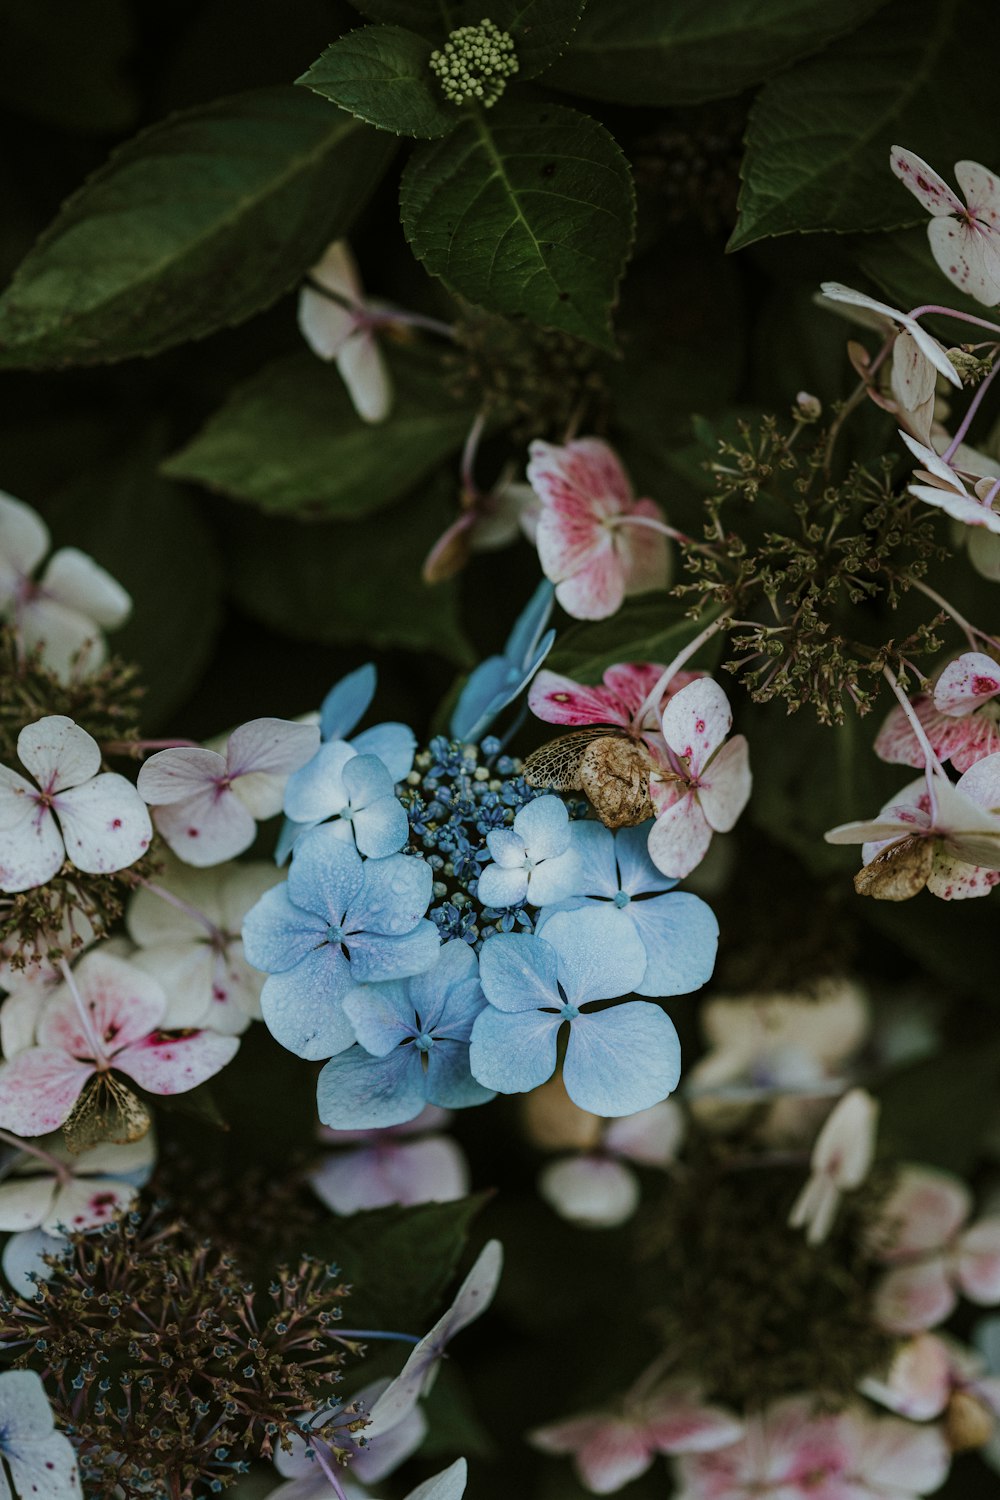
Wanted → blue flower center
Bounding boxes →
[415,1033,435,1053]
[559,1001,580,1021]
[326,924,346,946]
[613,890,630,908]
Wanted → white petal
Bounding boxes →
[661,678,732,773]
[18,596,107,680]
[337,332,393,424]
[0,491,49,580]
[699,736,751,833]
[956,160,1000,230]
[137,746,227,805]
[890,146,965,216]
[308,239,365,303]
[0,1175,55,1231]
[810,1088,879,1188]
[928,216,1000,307]
[0,768,65,893]
[539,1155,641,1227]
[16,716,99,793]
[41,547,131,628]
[54,773,152,874]
[298,282,356,360]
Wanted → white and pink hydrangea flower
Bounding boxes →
[137,717,319,867]
[646,678,751,880]
[876,655,1000,775]
[0,491,131,681]
[0,1132,154,1236]
[861,1330,1000,1443]
[529,660,701,766]
[0,715,152,894]
[891,147,1000,306]
[0,951,239,1137]
[531,1382,744,1495]
[868,1165,1000,1335]
[901,431,1000,534]
[298,239,393,424]
[788,1087,879,1246]
[672,1395,949,1500]
[527,438,670,620]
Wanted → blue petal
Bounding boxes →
[478,932,560,1013]
[476,863,529,909]
[351,722,416,783]
[485,827,525,867]
[274,814,313,867]
[469,1006,561,1094]
[567,821,618,898]
[450,656,514,741]
[352,795,410,859]
[320,663,377,741]
[526,847,585,907]
[288,825,364,924]
[317,1045,427,1129]
[351,851,433,936]
[615,822,679,897]
[344,980,416,1056]
[283,740,355,824]
[260,945,355,1060]
[409,940,480,1030]
[541,907,646,1005]
[426,1038,495,1109]
[347,921,440,984]
[504,578,555,668]
[562,1002,681,1115]
[343,753,395,807]
[626,891,719,998]
[513,795,569,861]
[242,885,327,974]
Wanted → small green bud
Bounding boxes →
[429,18,518,110]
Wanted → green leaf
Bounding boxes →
[0,0,137,133]
[857,227,990,332]
[40,428,223,726]
[308,1195,489,1330]
[729,0,1000,250]
[489,0,588,78]
[297,25,457,138]
[226,472,474,665]
[163,347,472,520]
[546,600,723,682]
[0,87,397,368]
[546,0,887,106]
[400,101,634,349]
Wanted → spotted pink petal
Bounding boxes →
[956,1217,1000,1304]
[553,542,627,621]
[616,498,669,599]
[53,773,152,875]
[661,679,733,775]
[44,1176,138,1235]
[870,1165,971,1260]
[114,1027,239,1095]
[928,217,1000,307]
[39,952,166,1061]
[137,746,227,805]
[873,1258,956,1334]
[647,792,712,880]
[957,160,1000,227]
[529,670,633,729]
[934,653,1000,715]
[152,784,258,866]
[698,736,751,834]
[16,716,100,792]
[873,695,1000,774]
[890,147,965,217]
[926,847,1000,901]
[0,1047,92,1135]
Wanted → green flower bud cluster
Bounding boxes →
[429,18,518,109]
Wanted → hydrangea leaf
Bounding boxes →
[487,0,589,78]
[546,0,888,106]
[0,87,397,368]
[162,348,472,520]
[729,0,1000,250]
[226,472,473,665]
[399,101,635,351]
[297,26,458,139]
[546,602,724,683]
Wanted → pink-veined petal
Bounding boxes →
[153,785,257,866]
[54,773,152,875]
[137,746,227,805]
[890,146,965,217]
[661,678,733,773]
[699,736,751,833]
[927,216,1000,307]
[532,1415,653,1495]
[16,716,100,793]
[647,793,712,880]
[0,769,64,893]
[528,438,633,522]
[41,548,131,629]
[114,1027,239,1095]
[957,1217,1000,1304]
[643,1388,744,1455]
[528,670,632,729]
[617,498,669,599]
[860,1334,953,1420]
[0,1048,92,1135]
[336,330,393,423]
[873,1259,957,1334]
[934,653,1000,715]
[39,952,166,1058]
[554,544,626,622]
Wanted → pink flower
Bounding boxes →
[673,1396,949,1500]
[137,717,320,867]
[647,678,751,879]
[891,147,1000,306]
[788,1088,879,1245]
[0,951,239,1137]
[298,240,392,423]
[527,438,669,619]
[0,715,152,894]
[529,661,700,764]
[869,1165,1000,1334]
[531,1383,743,1495]
[861,1332,1000,1432]
[876,681,1000,777]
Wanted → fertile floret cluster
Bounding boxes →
[429,19,518,109]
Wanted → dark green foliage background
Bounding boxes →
[2,1,1000,1495]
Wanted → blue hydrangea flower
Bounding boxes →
[284,750,409,860]
[242,827,439,1061]
[538,821,719,998]
[450,580,556,742]
[316,941,495,1129]
[469,906,681,1116]
[277,663,416,862]
[475,794,581,909]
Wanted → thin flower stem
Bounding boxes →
[824,334,894,474]
[0,1128,72,1184]
[313,1442,349,1500]
[883,665,944,815]
[908,577,1000,654]
[137,878,225,944]
[634,612,731,727]
[940,357,1000,462]
[460,411,487,494]
[333,1328,421,1344]
[614,513,718,557]
[58,957,105,1064]
[907,304,1000,334]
